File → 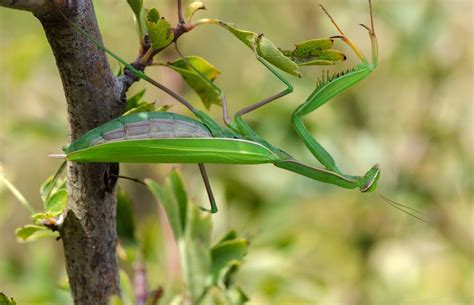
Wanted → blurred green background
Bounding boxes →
[0,0,472,304]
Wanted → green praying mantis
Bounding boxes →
[52,0,427,220]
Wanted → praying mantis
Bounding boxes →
[56,1,383,214]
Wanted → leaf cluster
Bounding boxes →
[13,162,66,242]
[145,171,249,304]
[123,0,346,110]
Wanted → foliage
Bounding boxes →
[0,162,66,242]
[146,171,249,304]
[0,293,17,305]
[0,0,472,305]
[167,56,222,109]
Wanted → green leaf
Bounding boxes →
[185,1,206,22]
[145,178,183,238]
[127,0,142,18]
[45,189,67,216]
[32,212,56,221]
[217,22,300,76]
[181,203,213,302]
[125,89,146,111]
[147,8,160,22]
[124,89,157,115]
[147,172,213,302]
[200,287,230,305]
[211,238,248,285]
[40,161,66,204]
[155,104,171,112]
[122,102,156,116]
[168,56,222,109]
[108,295,124,305]
[117,188,136,244]
[125,102,170,116]
[15,225,58,242]
[146,9,174,50]
[225,286,249,305]
[201,286,248,305]
[170,170,188,233]
[0,293,17,305]
[170,56,220,80]
[145,171,250,303]
[127,0,146,40]
[119,270,135,305]
[216,230,238,244]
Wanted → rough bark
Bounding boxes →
[2,1,129,304]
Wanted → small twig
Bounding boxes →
[177,0,185,24]
[0,0,48,14]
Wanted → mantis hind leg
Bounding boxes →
[198,164,218,213]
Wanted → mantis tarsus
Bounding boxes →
[53,1,427,220]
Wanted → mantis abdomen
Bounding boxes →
[64,112,212,153]
[64,112,279,164]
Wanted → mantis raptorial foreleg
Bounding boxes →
[288,1,379,184]
[228,1,381,192]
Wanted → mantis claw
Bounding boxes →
[359,23,375,37]
[198,206,218,214]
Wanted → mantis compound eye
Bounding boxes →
[359,163,381,192]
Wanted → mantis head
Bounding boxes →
[358,163,380,192]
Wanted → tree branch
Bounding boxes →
[0,0,64,15]
[17,1,129,304]
[2,0,149,303]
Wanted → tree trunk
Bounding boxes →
[1,1,128,304]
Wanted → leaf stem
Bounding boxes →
[188,18,221,30]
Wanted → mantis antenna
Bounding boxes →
[378,192,430,223]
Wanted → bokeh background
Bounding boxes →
[1,0,472,304]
